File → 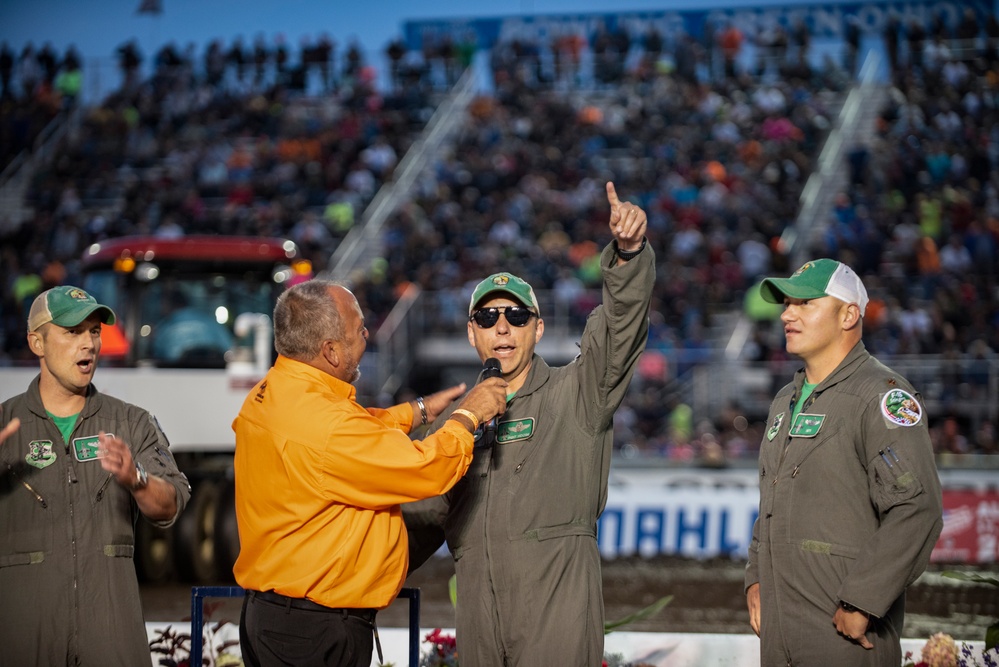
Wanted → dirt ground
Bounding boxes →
[142,556,996,642]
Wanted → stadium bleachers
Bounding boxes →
[1,12,996,463]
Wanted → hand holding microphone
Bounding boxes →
[451,358,507,438]
[479,358,502,444]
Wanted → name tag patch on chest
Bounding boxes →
[73,434,109,462]
[26,440,56,469]
[497,418,534,443]
[789,414,826,438]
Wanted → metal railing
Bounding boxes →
[327,66,479,281]
[373,283,422,399]
[779,49,882,267]
[0,107,82,232]
[690,354,999,428]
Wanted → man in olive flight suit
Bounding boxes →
[404,182,655,667]
[746,259,943,667]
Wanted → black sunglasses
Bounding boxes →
[470,306,537,328]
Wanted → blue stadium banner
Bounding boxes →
[403,0,990,51]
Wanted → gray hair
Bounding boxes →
[273,279,346,360]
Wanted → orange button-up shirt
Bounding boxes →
[232,355,474,609]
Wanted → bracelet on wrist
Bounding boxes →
[416,396,428,425]
[616,236,647,260]
[451,408,480,432]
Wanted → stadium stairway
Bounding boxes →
[0,108,83,234]
[326,66,479,283]
[784,51,888,267]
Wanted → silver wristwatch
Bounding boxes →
[131,461,149,491]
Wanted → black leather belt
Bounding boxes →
[249,589,376,623]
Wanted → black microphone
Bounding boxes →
[480,357,502,444]
[481,357,502,381]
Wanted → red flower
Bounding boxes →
[423,628,457,652]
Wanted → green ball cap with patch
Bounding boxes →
[27,285,117,332]
[759,258,869,315]
[468,272,540,316]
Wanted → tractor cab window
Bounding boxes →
[84,268,281,368]
[144,279,235,368]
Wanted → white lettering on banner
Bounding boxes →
[978,500,999,563]
[617,14,688,41]
[405,1,987,50]
[423,470,994,563]
[598,484,760,559]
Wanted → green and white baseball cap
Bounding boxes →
[27,285,117,332]
[759,259,869,315]
[468,272,540,315]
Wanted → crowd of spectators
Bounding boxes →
[0,41,82,172]
[807,14,999,459]
[0,31,442,361]
[1,11,997,463]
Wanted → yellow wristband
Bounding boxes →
[451,409,480,432]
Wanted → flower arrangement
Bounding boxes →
[901,633,998,667]
[419,629,458,667]
[148,601,243,667]
[911,633,959,667]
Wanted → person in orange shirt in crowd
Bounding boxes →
[232,279,508,667]
[719,22,744,78]
[914,235,942,298]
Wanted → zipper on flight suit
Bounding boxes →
[95,474,113,502]
[772,390,816,486]
[60,420,85,661]
[6,463,48,508]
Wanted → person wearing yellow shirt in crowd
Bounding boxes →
[232,279,508,667]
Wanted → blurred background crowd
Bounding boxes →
[1,5,997,465]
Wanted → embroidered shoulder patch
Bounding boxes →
[26,440,56,469]
[766,413,785,441]
[496,418,534,443]
[881,389,922,427]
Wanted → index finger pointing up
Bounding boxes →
[606,181,621,207]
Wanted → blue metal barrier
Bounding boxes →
[190,586,422,667]
[396,587,421,664]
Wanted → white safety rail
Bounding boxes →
[142,623,991,667]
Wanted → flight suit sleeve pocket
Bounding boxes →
[528,522,596,542]
[0,551,44,567]
[871,445,925,513]
[103,544,135,558]
[799,539,859,559]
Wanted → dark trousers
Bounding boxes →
[240,590,376,667]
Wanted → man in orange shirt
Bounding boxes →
[232,279,507,667]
